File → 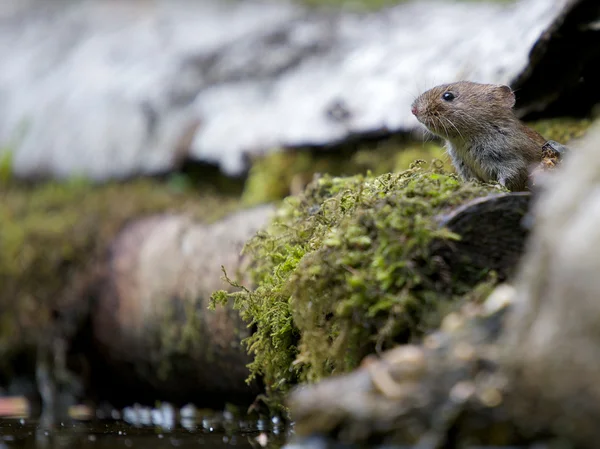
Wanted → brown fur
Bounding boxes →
[411,81,545,191]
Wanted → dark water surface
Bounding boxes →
[0,418,288,449]
[0,418,537,449]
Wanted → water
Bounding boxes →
[0,400,535,449]
[0,400,288,449]
[0,418,288,449]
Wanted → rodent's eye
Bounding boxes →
[442,92,455,101]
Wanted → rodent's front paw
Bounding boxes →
[496,177,508,190]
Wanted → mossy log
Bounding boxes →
[286,290,516,446]
[212,164,533,403]
[0,180,238,397]
[90,205,275,407]
[285,124,600,448]
[0,177,274,410]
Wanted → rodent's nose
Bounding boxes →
[411,105,419,116]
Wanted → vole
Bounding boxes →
[411,81,547,191]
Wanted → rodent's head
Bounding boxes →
[411,81,516,140]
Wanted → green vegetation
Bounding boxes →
[0,177,241,369]
[242,140,448,206]
[0,113,592,394]
[212,163,502,400]
[240,117,593,207]
[0,151,13,185]
[530,117,593,144]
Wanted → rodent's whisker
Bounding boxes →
[399,86,417,98]
[425,132,433,143]
[436,113,450,138]
[439,150,451,166]
[442,116,464,141]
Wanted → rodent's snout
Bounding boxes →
[411,102,419,116]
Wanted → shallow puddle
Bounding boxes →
[0,400,288,449]
[0,399,535,449]
[0,418,287,449]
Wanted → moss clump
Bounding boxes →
[242,140,450,207]
[212,162,501,398]
[373,141,449,173]
[529,117,593,144]
[0,151,13,185]
[242,150,318,206]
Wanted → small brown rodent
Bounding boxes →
[411,81,546,191]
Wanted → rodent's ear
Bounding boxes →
[496,84,516,108]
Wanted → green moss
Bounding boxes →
[242,150,317,206]
[529,117,593,144]
[0,178,240,365]
[212,163,501,398]
[0,151,13,185]
[153,296,209,383]
[242,139,450,207]
[369,140,449,173]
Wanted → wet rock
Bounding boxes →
[90,205,275,407]
[433,192,532,282]
[502,122,600,445]
[287,294,517,446]
[512,0,600,118]
[0,0,585,181]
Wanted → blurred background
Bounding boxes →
[0,0,598,447]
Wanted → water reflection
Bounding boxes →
[0,418,287,449]
[0,402,288,449]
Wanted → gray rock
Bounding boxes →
[502,121,600,446]
[0,0,570,180]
